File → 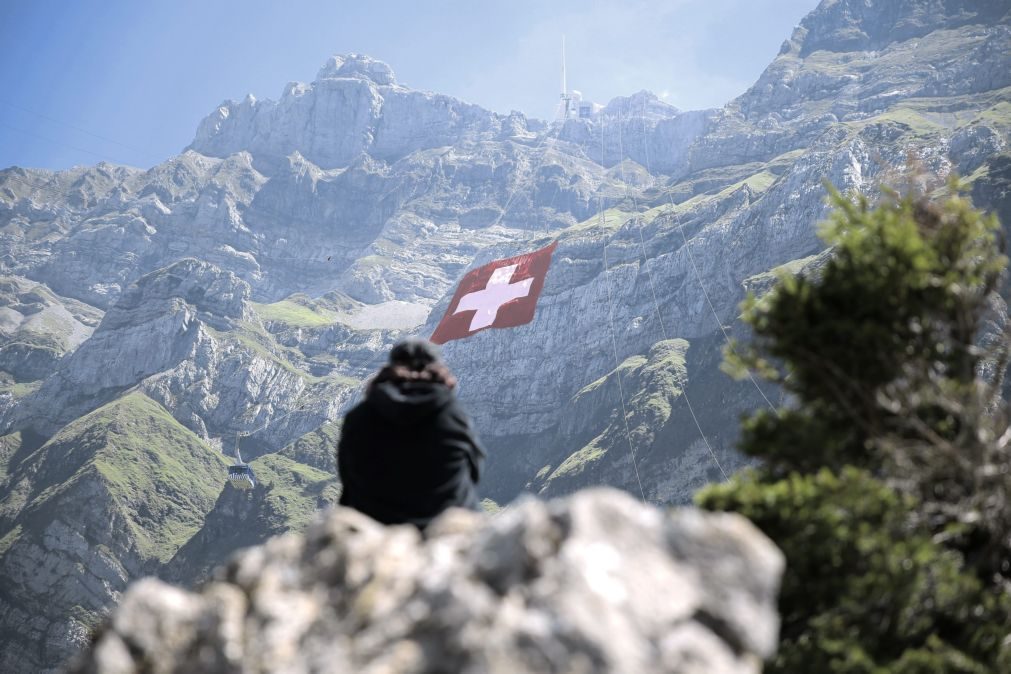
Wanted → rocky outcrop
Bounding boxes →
[189,54,509,173]
[719,0,1011,168]
[70,489,784,674]
[104,257,250,324]
[0,276,101,382]
[795,0,1009,56]
[6,259,252,435]
[2,258,362,448]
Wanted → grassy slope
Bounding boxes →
[277,421,341,473]
[8,392,227,564]
[248,453,340,532]
[252,298,338,328]
[0,432,23,484]
[165,441,340,584]
[542,340,688,491]
[0,392,228,659]
[89,393,228,562]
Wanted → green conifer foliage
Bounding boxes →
[700,185,1011,673]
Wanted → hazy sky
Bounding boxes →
[0,0,817,171]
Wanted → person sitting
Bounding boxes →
[337,338,486,528]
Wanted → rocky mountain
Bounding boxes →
[69,489,785,674]
[1,0,1010,669]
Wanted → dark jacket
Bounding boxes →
[337,380,485,528]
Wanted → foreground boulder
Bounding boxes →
[69,488,784,673]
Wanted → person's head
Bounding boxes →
[389,337,442,371]
[369,338,457,391]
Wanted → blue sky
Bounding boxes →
[0,0,817,171]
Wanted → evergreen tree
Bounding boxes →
[699,185,1011,673]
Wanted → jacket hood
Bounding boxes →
[366,380,454,424]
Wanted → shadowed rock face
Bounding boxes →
[795,0,1010,57]
[69,489,784,674]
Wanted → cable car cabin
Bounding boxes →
[228,464,256,490]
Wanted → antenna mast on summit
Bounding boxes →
[561,35,567,97]
[558,35,573,121]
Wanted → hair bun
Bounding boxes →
[389,337,442,371]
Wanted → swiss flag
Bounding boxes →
[431,242,558,345]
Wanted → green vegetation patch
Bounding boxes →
[1,380,40,399]
[0,524,21,556]
[658,168,780,219]
[86,393,228,562]
[741,170,777,193]
[13,393,227,564]
[252,299,337,328]
[278,422,341,473]
[766,148,807,170]
[848,107,946,136]
[480,498,501,515]
[579,342,685,414]
[0,338,63,358]
[894,88,1011,127]
[555,340,688,492]
[574,354,647,400]
[548,438,608,482]
[630,339,688,420]
[708,186,1011,671]
[974,101,1011,127]
[565,207,635,235]
[743,253,826,296]
[0,431,23,483]
[961,163,991,187]
[642,339,687,373]
[248,453,340,532]
[562,163,780,241]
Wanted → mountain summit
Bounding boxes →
[189,53,507,172]
[315,53,397,85]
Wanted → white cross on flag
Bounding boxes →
[431,242,557,345]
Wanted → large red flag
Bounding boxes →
[431,242,557,345]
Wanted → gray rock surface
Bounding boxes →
[70,489,784,674]
[189,53,507,173]
[0,276,101,382]
[4,258,353,444]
